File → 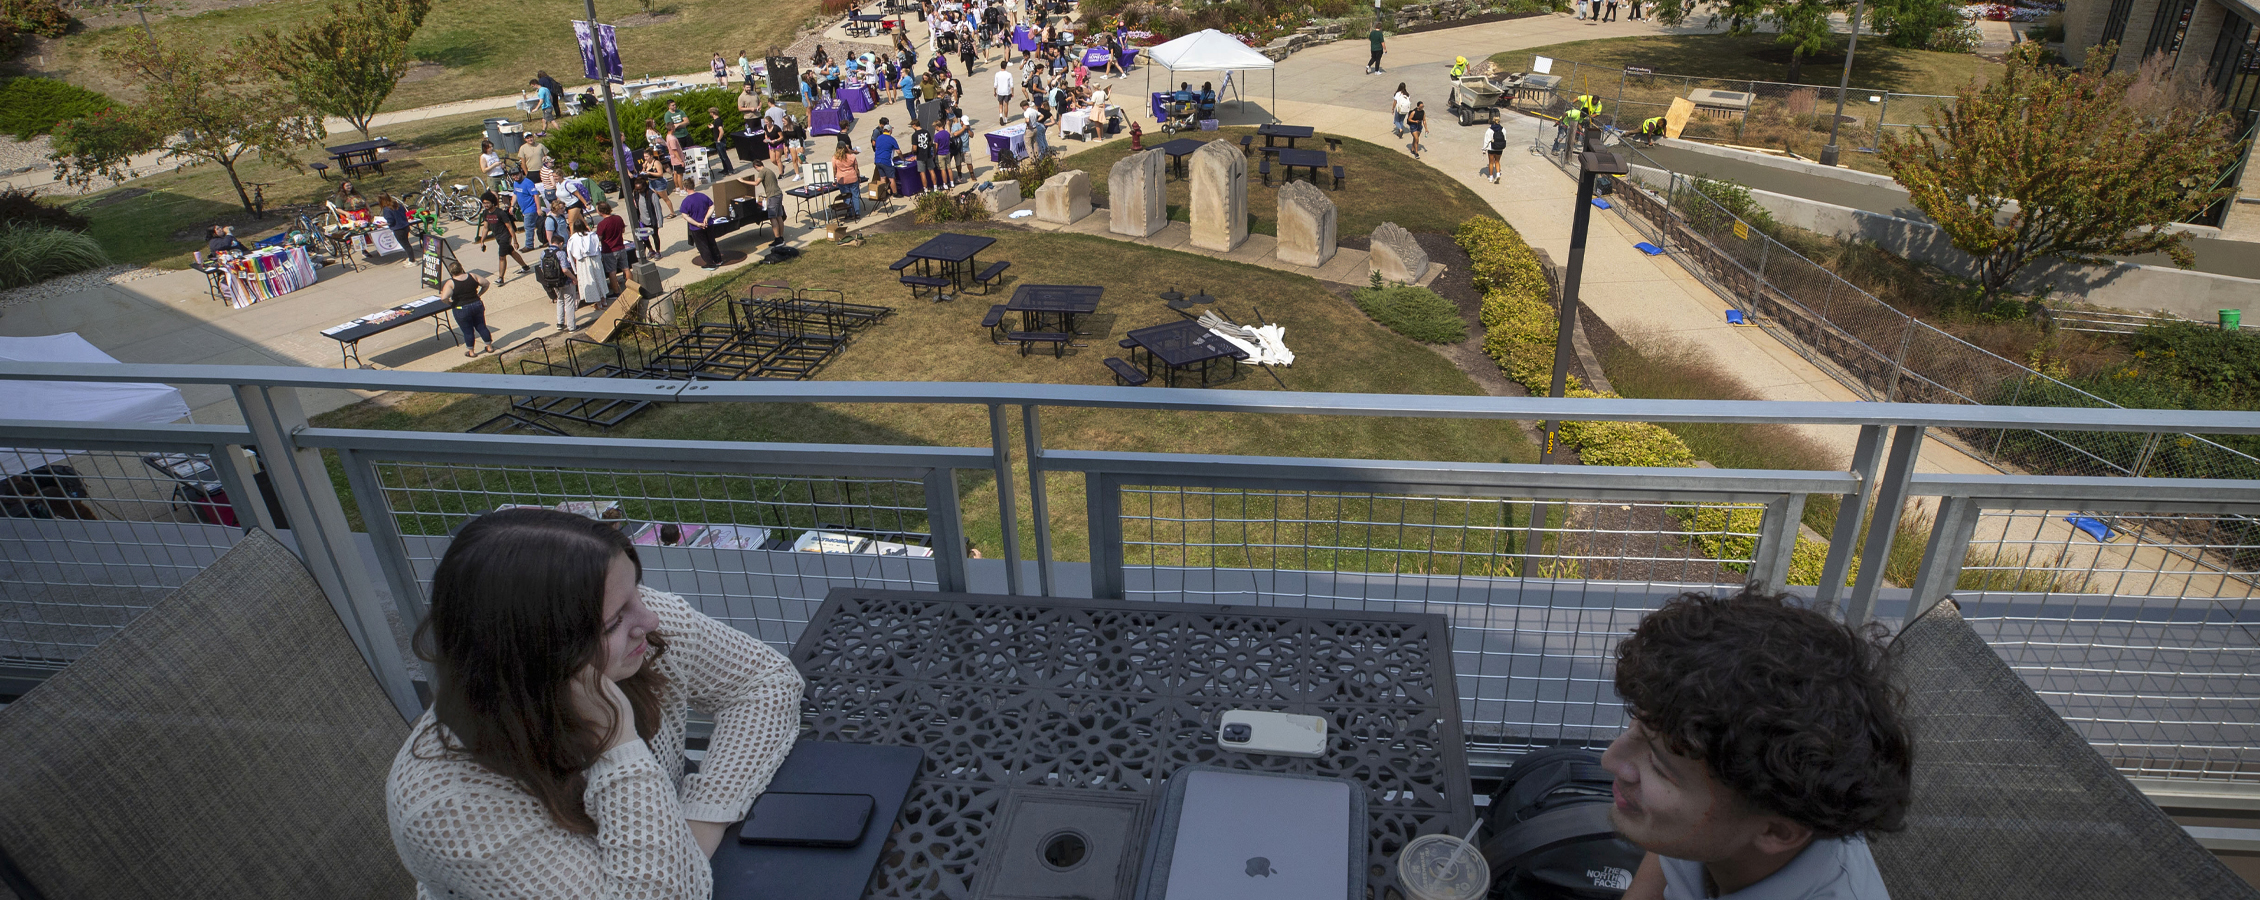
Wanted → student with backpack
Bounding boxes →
[1482,121,1507,183]
[533,238,578,329]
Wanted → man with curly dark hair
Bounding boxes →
[1602,588,1913,900]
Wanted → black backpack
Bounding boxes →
[1480,747,1645,900]
[535,249,568,288]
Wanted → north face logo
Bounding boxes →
[1589,866,1633,890]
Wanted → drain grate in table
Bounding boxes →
[791,588,1476,899]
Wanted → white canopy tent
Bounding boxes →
[1,333,190,477]
[1142,29,1277,123]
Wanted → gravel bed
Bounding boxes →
[0,265,168,310]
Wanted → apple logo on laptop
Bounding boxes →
[1244,857,1274,878]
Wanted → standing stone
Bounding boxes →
[1369,221,1430,284]
[1274,180,1337,268]
[1109,148,1167,237]
[980,179,1023,215]
[1189,140,1247,252]
[1035,169,1092,224]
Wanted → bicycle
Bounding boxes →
[412,171,484,225]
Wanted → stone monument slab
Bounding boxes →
[1369,221,1430,284]
[1035,169,1092,224]
[1189,141,1247,252]
[1109,149,1167,237]
[1275,180,1337,268]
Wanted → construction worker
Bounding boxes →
[1554,105,1584,153]
[1576,94,1604,122]
[1641,115,1666,142]
[1450,56,1469,80]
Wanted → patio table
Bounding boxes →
[1255,123,1314,148]
[780,587,1475,900]
[319,294,455,368]
[903,232,996,301]
[325,138,397,176]
[1274,147,1328,186]
[1156,137,1206,178]
[1005,283,1101,334]
[1124,318,1245,386]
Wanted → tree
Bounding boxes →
[1880,44,2242,302]
[1646,0,1846,82]
[244,0,433,142]
[49,33,321,215]
[1865,0,1965,49]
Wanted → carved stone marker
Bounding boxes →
[1109,148,1167,237]
[1189,141,1247,252]
[1035,169,1092,224]
[980,179,1023,215]
[1274,180,1337,268]
[1369,221,1430,284]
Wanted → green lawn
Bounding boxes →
[313,230,1540,564]
[1492,33,2000,174]
[59,109,502,268]
[1058,126,1495,238]
[36,0,823,113]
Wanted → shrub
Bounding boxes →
[2124,321,2260,405]
[1671,177,1783,239]
[1675,505,1851,586]
[912,189,992,224]
[1,0,72,40]
[0,222,108,289]
[998,149,1061,199]
[1353,282,1464,343]
[545,88,747,175]
[0,187,90,232]
[0,78,113,140]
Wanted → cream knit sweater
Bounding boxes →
[387,586,805,899]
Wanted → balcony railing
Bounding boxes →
[4,363,2258,791]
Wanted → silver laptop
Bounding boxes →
[1155,769,1357,900]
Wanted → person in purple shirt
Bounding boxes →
[679,188,718,269]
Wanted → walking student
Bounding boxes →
[706,107,735,175]
[1482,120,1506,183]
[1392,84,1412,137]
[1366,23,1385,74]
[1407,100,1427,159]
[567,219,606,320]
[532,239,577,328]
[442,262,497,357]
[1603,0,1619,22]
[679,182,719,270]
[474,194,532,285]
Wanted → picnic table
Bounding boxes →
[1256,123,1315,148]
[1157,137,1206,178]
[847,12,886,35]
[1123,318,1246,386]
[319,295,456,368]
[324,138,397,176]
[1006,284,1102,334]
[903,233,996,301]
[1274,147,1329,186]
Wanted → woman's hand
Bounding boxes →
[571,667,640,754]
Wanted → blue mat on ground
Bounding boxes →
[1634,241,1662,255]
[2065,516,2115,542]
[1591,198,1612,209]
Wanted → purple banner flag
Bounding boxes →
[598,23,623,83]
[572,20,599,81]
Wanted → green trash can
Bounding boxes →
[2223,309,2242,331]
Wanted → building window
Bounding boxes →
[2208,9,2259,116]
[2144,0,2201,60]
[2099,0,2138,59]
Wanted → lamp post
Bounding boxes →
[1525,130,1627,575]
[1819,0,1867,169]
[581,0,669,313]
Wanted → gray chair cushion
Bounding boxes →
[0,530,413,900]
[1871,598,2258,900]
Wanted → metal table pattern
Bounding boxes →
[1256,123,1315,148]
[789,588,1475,900]
[1005,283,1102,334]
[1124,319,1245,386]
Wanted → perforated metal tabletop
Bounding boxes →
[789,587,1475,900]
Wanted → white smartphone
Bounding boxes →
[1216,709,1328,758]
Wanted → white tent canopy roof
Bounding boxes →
[1144,29,1274,72]
[1,333,189,477]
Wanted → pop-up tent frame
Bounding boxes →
[1142,29,1277,123]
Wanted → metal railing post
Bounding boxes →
[1845,425,1925,625]
[1022,404,1055,597]
[1817,424,1885,607]
[336,448,432,632]
[1086,472,1125,599]
[1884,325,1915,402]
[208,443,275,533]
[1748,493,1808,594]
[231,384,423,721]
[1906,496,1980,619]
[924,467,970,592]
[987,404,1024,595]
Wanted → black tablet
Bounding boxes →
[737,792,876,848]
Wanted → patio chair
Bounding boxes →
[1868,598,2260,900]
[0,529,415,900]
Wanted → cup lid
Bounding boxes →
[1396,833,1490,900]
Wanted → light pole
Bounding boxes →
[1524,129,1627,575]
[581,0,668,313]
[1819,0,1867,168]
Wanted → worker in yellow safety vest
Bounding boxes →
[1642,116,1666,139]
[1576,94,1604,120]
[1450,56,1469,79]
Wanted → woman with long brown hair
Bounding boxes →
[387,508,803,898]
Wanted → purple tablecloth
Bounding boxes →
[809,103,849,136]
[842,85,876,114]
[985,127,1027,163]
[1013,25,1039,51]
[1082,47,1112,68]
[893,166,925,197]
